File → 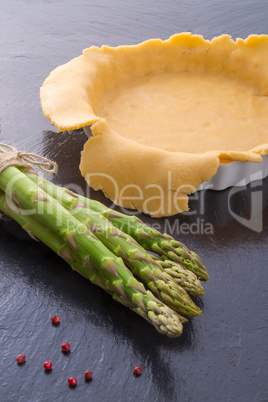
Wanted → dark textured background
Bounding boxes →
[0,1,268,401]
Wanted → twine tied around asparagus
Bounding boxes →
[0,143,57,174]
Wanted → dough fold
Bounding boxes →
[80,120,220,217]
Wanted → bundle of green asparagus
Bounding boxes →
[0,146,209,337]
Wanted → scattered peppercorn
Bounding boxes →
[85,370,93,380]
[44,361,53,370]
[61,342,71,353]
[68,377,77,386]
[16,354,26,364]
[133,366,142,376]
[51,314,60,323]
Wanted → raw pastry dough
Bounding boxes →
[40,33,268,217]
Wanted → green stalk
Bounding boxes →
[27,173,201,317]
[0,190,125,292]
[0,169,183,337]
[27,174,209,281]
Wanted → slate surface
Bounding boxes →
[0,1,267,401]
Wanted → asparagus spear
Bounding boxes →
[0,169,184,337]
[27,173,201,317]
[152,257,205,296]
[0,191,105,286]
[27,174,209,281]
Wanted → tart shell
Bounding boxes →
[40,33,268,217]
